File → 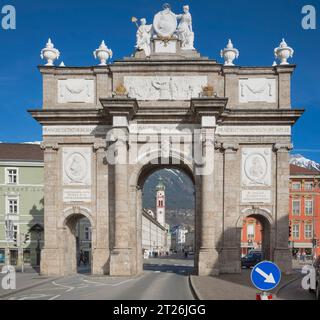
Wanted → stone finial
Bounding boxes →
[274,38,294,65]
[220,39,239,66]
[272,61,277,66]
[40,38,60,66]
[59,61,66,67]
[93,40,113,66]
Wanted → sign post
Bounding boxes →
[251,261,282,300]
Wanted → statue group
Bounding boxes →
[135,4,195,57]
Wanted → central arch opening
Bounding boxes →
[240,212,271,270]
[137,164,196,275]
[64,214,92,275]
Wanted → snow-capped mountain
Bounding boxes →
[290,154,320,172]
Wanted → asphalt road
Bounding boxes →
[2,256,195,300]
[276,276,316,300]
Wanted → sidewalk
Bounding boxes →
[0,265,58,299]
[190,269,301,300]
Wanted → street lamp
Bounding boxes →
[30,224,44,267]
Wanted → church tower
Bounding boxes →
[156,178,166,227]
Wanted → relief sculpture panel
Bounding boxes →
[58,79,94,104]
[63,147,92,186]
[241,148,272,187]
[239,78,276,103]
[124,76,207,101]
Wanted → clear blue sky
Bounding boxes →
[0,0,319,161]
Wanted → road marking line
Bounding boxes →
[52,281,75,293]
[112,279,135,287]
[77,285,90,289]
[83,279,108,286]
[49,295,60,300]
[35,287,66,292]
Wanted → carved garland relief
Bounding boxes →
[239,78,276,103]
[58,79,95,104]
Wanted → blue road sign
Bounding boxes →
[251,261,281,291]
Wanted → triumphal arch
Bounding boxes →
[30,4,303,276]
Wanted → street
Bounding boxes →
[1,255,195,300]
[276,276,315,300]
[0,258,317,300]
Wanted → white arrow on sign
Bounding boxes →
[255,267,276,284]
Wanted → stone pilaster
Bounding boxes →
[109,127,133,276]
[92,142,110,275]
[39,142,62,276]
[273,143,293,274]
[275,65,295,109]
[198,125,219,276]
[220,143,241,274]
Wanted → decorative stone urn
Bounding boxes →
[93,41,113,66]
[220,39,239,66]
[40,38,60,66]
[274,39,294,65]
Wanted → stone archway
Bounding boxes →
[129,150,201,273]
[59,207,95,276]
[237,208,274,266]
[132,156,198,274]
[31,9,303,277]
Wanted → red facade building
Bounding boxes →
[289,165,320,258]
[241,164,320,258]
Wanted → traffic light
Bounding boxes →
[289,225,292,238]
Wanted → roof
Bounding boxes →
[290,164,320,176]
[0,143,43,162]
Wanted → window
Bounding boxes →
[292,182,301,190]
[304,224,313,239]
[305,199,313,216]
[292,200,301,215]
[247,224,255,239]
[84,226,91,241]
[8,198,18,215]
[304,182,313,191]
[293,224,300,239]
[5,168,18,184]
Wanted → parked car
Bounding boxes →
[314,256,320,300]
[241,252,262,269]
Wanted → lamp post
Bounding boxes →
[30,224,44,267]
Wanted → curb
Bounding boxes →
[188,274,303,301]
[188,275,203,300]
[0,277,60,299]
[275,274,304,297]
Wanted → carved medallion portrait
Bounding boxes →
[65,153,87,183]
[63,147,92,186]
[244,154,267,184]
[242,148,272,187]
